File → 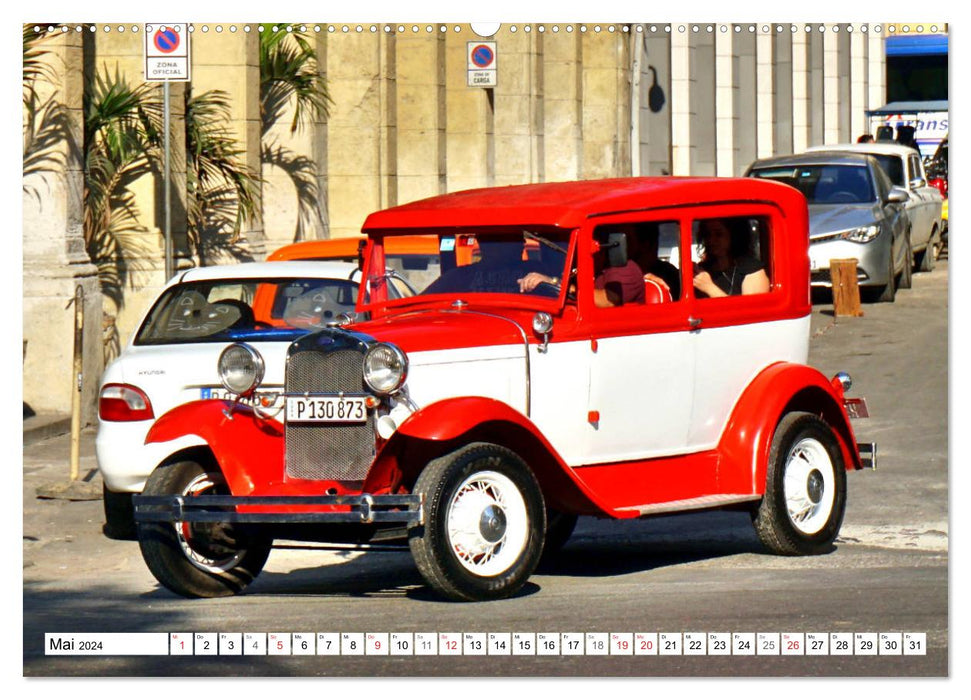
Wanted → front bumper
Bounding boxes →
[807,237,891,288]
[133,493,424,525]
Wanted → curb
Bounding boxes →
[23,415,73,446]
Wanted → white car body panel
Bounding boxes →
[393,315,809,468]
[97,261,361,493]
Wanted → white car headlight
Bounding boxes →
[218,343,265,396]
[363,343,408,395]
[840,225,881,243]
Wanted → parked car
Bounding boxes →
[807,142,944,269]
[746,152,910,302]
[98,260,374,539]
[131,178,874,601]
[925,137,948,252]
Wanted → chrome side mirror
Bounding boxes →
[887,187,909,204]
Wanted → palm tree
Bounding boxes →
[82,67,162,308]
[22,25,72,202]
[259,26,331,242]
[259,27,331,136]
[184,88,261,266]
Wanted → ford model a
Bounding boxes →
[133,178,875,601]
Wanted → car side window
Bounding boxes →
[691,217,772,298]
[631,221,682,301]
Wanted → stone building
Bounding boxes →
[22,21,896,420]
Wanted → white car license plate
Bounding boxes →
[286,396,367,423]
[201,387,283,409]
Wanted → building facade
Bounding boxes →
[23,21,909,418]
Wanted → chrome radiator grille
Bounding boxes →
[285,346,375,481]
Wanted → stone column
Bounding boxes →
[733,27,757,176]
[89,25,188,343]
[493,27,543,186]
[669,28,692,175]
[867,27,885,136]
[544,28,582,181]
[641,27,672,176]
[581,27,631,178]
[445,28,492,192]
[773,26,793,158]
[23,28,102,423]
[756,30,775,158]
[190,26,263,255]
[325,29,394,238]
[395,29,446,205]
[714,28,735,176]
[791,27,811,154]
[850,27,869,140]
[808,26,825,146]
[835,25,852,143]
[823,25,841,145]
[258,27,324,249]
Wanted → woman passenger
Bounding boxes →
[692,219,770,297]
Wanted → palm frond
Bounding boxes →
[259,26,331,135]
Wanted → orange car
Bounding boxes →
[268,235,482,297]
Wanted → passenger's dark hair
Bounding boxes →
[699,218,752,260]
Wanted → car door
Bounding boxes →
[580,216,695,465]
[684,205,810,451]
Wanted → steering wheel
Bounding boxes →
[827,191,859,204]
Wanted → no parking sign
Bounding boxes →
[144,23,191,82]
[467,41,497,88]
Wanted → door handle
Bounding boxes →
[688,316,702,329]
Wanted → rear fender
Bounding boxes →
[364,397,608,515]
[719,362,862,497]
[145,400,284,495]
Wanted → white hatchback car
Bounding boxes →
[97,260,367,538]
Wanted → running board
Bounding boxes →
[615,494,760,517]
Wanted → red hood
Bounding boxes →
[351,309,527,354]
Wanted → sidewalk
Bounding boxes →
[23,412,73,446]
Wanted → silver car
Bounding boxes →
[746,152,910,302]
[807,142,945,270]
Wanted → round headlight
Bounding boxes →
[218,343,265,396]
[363,343,408,395]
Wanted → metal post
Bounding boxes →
[163,80,172,281]
[69,285,84,481]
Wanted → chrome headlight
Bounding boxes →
[218,343,265,396]
[840,225,881,243]
[363,343,408,395]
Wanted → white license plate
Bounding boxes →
[286,396,368,423]
[201,387,283,409]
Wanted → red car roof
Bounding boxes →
[362,177,804,232]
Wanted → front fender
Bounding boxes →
[366,397,609,515]
[718,362,862,497]
[146,400,284,495]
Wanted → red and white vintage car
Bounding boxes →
[134,178,875,601]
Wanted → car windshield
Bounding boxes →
[362,229,573,307]
[750,164,876,204]
[135,277,362,345]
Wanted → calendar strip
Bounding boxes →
[44,632,928,656]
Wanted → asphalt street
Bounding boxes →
[21,261,951,679]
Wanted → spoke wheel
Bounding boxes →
[446,471,529,576]
[782,438,836,535]
[753,412,847,556]
[409,443,545,601]
[137,460,271,598]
